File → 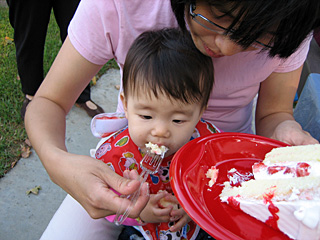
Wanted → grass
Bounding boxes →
[0,7,118,177]
[0,6,25,177]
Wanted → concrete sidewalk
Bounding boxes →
[0,69,121,240]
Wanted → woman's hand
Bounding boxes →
[271,120,319,146]
[54,154,150,219]
[26,98,149,219]
[256,67,318,146]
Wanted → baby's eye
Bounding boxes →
[140,115,152,120]
[173,119,185,124]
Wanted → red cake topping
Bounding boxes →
[296,162,311,177]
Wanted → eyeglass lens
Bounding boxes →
[190,3,272,49]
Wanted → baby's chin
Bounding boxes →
[165,148,178,157]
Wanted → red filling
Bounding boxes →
[265,202,280,230]
[227,196,240,210]
[227,170,254,187]
[253,162,310,177]
[296,162,311,177]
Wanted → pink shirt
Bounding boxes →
[69,0,310,133]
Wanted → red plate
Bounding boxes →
[170,132,290,240]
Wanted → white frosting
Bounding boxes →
[225,198,320,239]
[294,204,320,229]
[227,168,238,185]
[145,142,168,156]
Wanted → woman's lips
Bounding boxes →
[203,43,224,58]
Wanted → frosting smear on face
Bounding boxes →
[218,144,320,240]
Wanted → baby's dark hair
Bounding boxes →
[171,0,320,58]
[122,28,214,110]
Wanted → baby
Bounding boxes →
[92,28,220,240]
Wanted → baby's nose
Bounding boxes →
[151,124,170,138]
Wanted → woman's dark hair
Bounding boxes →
[122,28,214,110]
[171,0,320,58]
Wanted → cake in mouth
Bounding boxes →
[145,142,168,156]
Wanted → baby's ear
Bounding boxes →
[120,92,128,112]
[200,105,207,117]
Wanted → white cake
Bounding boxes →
[206,166,219,187]
[145,142,168,156]
[220,144,320,239]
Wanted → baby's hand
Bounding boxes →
[159,193,192,232]
[169,209,192,232]
[139,191,173,223]
[158,191,179,210]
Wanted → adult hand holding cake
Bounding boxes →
[219,144,320,240]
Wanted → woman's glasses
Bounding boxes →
[189,4,272,49]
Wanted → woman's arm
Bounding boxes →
[255,65,319,145]
[25,37,149,218]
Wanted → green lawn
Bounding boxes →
[0,6,26,177]
[0,7,117,177]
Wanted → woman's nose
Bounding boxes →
[215,34,242,55]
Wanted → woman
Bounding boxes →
[25,0,320,239]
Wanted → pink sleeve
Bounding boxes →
[68,0,119,65]
[274,34,312,73]
[68,0,177,66]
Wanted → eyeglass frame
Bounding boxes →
[189,3,272,49]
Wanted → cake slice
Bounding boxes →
[264,144,320,163]
[219,144,320,240]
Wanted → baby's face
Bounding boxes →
[121,91,203,157]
